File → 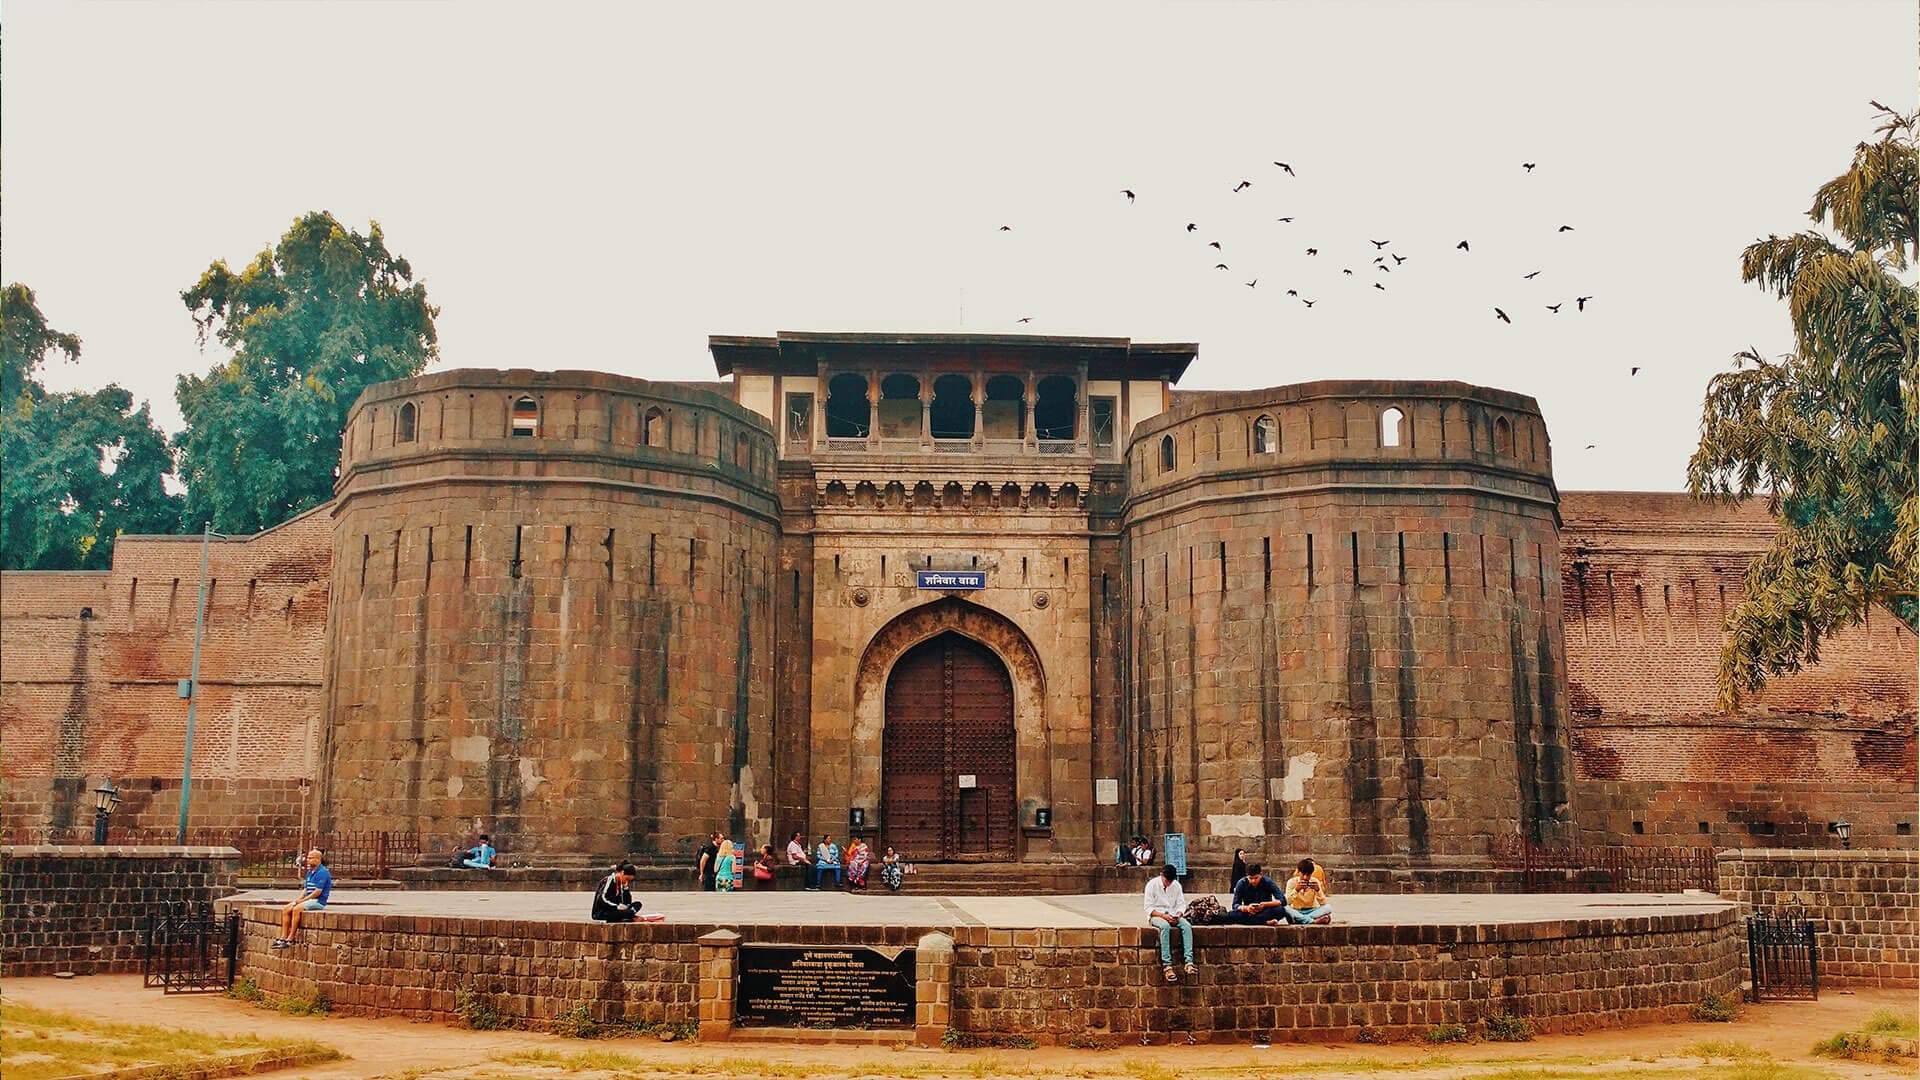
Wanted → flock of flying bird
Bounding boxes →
[995,158,1600,334]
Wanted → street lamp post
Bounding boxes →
[178,524,228,845]
[92,778,121,844]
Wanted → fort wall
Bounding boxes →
[320,370,780,858]
[1120,382,1569,860]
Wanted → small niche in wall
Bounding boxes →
[1698,822,1710,834]
[1899,823,1913,836]
[1747,821,1777,837]
[1631,821,1644,835]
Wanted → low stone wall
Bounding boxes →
[1717,848,1918,987]
[231,904,1741,1043]
[2,845,241,976]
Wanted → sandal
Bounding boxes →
[1164,965,1177,982]
[1184,962,1199,976]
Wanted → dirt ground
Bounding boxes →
[3,974,1914,1079]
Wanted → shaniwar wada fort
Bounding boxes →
[2,331,1915,1041]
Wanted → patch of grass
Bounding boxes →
[1121,1060,1178,1080]
[939,1029,1036,1051]
[225,975,265,1003]
[1689,992,1739,1022]
[1424,1022,1470,1044]
[1863,1008,1919,1037]
[550,1002,601,1039]
[278,985,332,1016]
[1064,1031,1119,1050]
[0,1001,340,1080]
[1677,1039,1768,1060]
[1483,1013,1533,1043]
[456,987,514,1031]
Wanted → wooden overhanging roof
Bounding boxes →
[709,332,1196,384]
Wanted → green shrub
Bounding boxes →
[625,1017,698,1042]
[1425,1022,1470,1044]
[225,977,264,1004]
[551,1002,601,1039]
[941,1029,1036,1050]
[1862,1009,1920,1038]
[1483,1012,1534,1042]
[1064,1031,1118,1050]
[1692,993,1740,1023]
[455,987,512,1031]
[277,987,331,1016]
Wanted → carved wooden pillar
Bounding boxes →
[919,381,933,450]
[971,379,985,449]
[1023,374,1037,451]
[866,370,880,449]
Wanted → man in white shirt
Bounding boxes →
[785,831,816,890]
[1143,863,1197,980]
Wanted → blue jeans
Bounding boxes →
[1286,904,1332,923]
[817,862,841,887]
[1148,915,1193,964]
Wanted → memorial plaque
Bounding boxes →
[737,945,915,1029]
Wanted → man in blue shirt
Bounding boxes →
[273,848,332,949]
[1224,863,1288,926]
[460,834,497,869]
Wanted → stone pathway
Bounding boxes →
[225,886,1733,928]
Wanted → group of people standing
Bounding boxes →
[783,832,906,891]
[1144,853,1335,982]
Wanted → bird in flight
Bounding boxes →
[1122,189,1136,203]
[1285,289,1298,297]
[1245,279,1258,289]
[1391,254,1407,265]
[1523,270,1542,280]
[1233,180,1252,192]
[1342,269,1354,276]
[997,225,1012,232]
[1373,282,1386,291]
[1214,263,1229,270]
[1301,298,1316,308]
[1186,223,1198,232]
[1584,444,1596,450]
[1558,224,1575,232]
[1207,241,1222,250]
[1523,162,1537,172]
[1273,161,1295,175]
[1456,240,1470,251]
[1494,307,1511,324]
[1576,295,1593,311]
[1546,303,1562,313]
[1305,248,1319,256]
[1630,366,1641,376]
[1370,239,1391,249]
[1275,216,1294,223]
[1017,316,1033,324]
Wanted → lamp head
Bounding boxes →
[93,778,121,816]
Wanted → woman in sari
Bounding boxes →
[880,845,905,891]
[846,837,872,889]
[715,839,737,893]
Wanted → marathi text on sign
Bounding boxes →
[915,570,986,590]
[736,945,916,1029]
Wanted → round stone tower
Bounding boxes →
[1120,380,1571,862]
[319,370,780,859]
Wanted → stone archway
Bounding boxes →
[851,598,1050,856]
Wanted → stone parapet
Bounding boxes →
[2,845,241,976]
[1716,847,1918,987]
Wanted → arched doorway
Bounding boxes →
[883,632,1016,861]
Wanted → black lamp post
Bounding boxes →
[1829,820,1853,849]
[92,779,122,845]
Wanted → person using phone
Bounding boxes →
[1284,857,1333,925]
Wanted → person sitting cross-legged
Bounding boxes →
[592,863,641,922]
[1143,863,1197,982]
[1223,862,1289,925]
[1283,857,1333,925]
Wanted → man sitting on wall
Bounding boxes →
[592,863,640,922]
[1144,862,1198,982]
[1283,858,1333,925]
[456,833,496,869]
[1224,863,1289,925]
[271,848,331,949]
[786,830,817,890]
[1130,836,1155,866]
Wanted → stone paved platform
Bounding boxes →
[225,886,1733,929]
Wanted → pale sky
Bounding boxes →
[4,1,1914,492]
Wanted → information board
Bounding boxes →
[916,570,986,590]
[736,945,916,1029]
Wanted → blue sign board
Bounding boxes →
[916,570,986,590]
[1162,833,1187,877]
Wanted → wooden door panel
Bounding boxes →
[883,632,1016,861]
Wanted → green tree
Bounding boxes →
[1,284,182,569]
[174,211,438,533]
[1688,104,1918,710]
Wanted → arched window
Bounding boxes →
[397,401,417,443]
[1380,407,1406,448]
[1252,414,1277,454]
[1160,434,1176,473]
[510,396,539,437]
[1034,375,1077,442]
[878,373,921,438]
[825,373,871,438]
[983,375,1025,439]
[643,406,667,448]
[930,374,974,439]
[1493,415,1514,455]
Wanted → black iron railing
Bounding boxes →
[1747,908,1819,1001]
[1489,836,1720,893]
[142,901,239,994]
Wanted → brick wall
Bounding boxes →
[1,845,240,976]
[1562,493,1917,850]
[1717,848,1918,988]
[230,904,1742,1042]
[0,507,331,839]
